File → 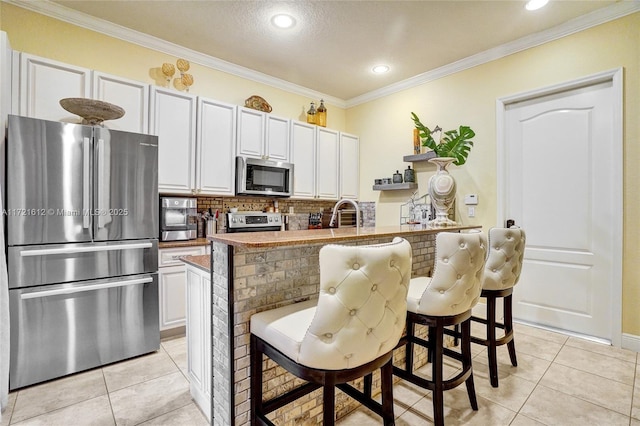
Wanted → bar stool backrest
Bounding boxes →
[298,237,412,370]
[483,227,526,291]
[416,231,487,317]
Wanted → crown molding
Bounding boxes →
[5,0,639,109]
[3,0,347,108]
[346,0,640,107]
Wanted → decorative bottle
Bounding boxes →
[393,170,403,183]
[316,99,327,127]
[404,165,415,183]
[306,102,316,125]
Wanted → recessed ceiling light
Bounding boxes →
[271,14,296,29]
[525,0,549,11]
[372,65,390,74]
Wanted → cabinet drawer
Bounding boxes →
[159,246,205,267]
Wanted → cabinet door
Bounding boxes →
[316,127,340,200]
[150,87,197,194]
[290,121,316,199]
[185,265,211,419]
[93,71,149,133]
[237,106,265,159]
[19,53,91,122]
[265,115,290,161]
[197,97,236,195]
[159,265,187,330]
[339,132,360,199]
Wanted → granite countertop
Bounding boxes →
[208,224,480,248]
[159,238,210,249]
[181,254,211,272]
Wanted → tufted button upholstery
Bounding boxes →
[482,227,526,291]
[251,237,412,371]
[407,231,487,317]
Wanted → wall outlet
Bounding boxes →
[464,194,478,205]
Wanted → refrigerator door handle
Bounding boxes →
[20,277,153,300]
[97,138,107,229]
[83,137,91,229]
[19,242,153,257]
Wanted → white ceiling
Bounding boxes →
[17,0,632,103]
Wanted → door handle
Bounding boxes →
[20,277,153,300]
[97,138,106,229]
[82,137,91,229]
[19,242,153,257]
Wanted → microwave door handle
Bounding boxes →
[20,277,153,300]
[82,137,91,229]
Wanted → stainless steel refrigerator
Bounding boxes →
[6,115,159,390]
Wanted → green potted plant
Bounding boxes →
[411,112,476,166]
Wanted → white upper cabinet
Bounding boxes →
[316,127,339,200]
[290,121,316,199]
[93,71,149,133]
[18,53,90,122]
[339,132,360,199]
[150,86,197,194]
[196,97,236,196]
[237,106,290,161]
[290,121,339,200]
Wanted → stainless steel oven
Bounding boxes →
[160,197,197,241]
[226,211,283,233]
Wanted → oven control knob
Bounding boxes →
[231,218,236,223]
[268,217,272,222]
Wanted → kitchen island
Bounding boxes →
[205,224,479,426]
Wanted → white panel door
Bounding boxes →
[290,121,317,199]
[265,115,290,161]
[197,97,236,195]
[316,127,339,200]
[339,132,359,199]
[158,265,187,330]
[93,71,149,133]
[501,73,621,342]
[150,87,197,194]
[19,53,90,122]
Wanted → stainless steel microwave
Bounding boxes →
[236,156,294,197]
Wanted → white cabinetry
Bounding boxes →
[93,71,149,133]
[18,53,90,122]
[196,97,236,195]
[150,87,197,194]
[158,246,205,331]
[237,106,289,161]
[339,132,360,199]
[185,263,211,420]
[290,121,339,200]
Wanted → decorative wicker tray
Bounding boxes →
[59,98,125,125]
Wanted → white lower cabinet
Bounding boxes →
[158,246,205,331]
[185,263,211,421]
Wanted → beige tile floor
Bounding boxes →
[1,323,639,425]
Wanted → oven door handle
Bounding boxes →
[19,242,153,257]
[20,277,154,300]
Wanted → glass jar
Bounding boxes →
[316,99,327,127]
[393,170,403,183]
[306,102,316,125]
[404,165,415,183]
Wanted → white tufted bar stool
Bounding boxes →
[250,237,412,426]
[393,231,487,426]
[469,226,526,387]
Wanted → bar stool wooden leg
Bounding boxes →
[250,334,263,425]
[323,380,336,425]
[487,295,499,387]
[505,294,518,367]
[405,318,415,373]
[461,319,478,410]
[432,322,445,426]
[380,359,395,426]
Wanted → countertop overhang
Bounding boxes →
[208,224,481,248]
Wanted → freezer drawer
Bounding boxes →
[9,273,159,390]
[8,239,158,288]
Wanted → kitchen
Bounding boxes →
[0,1,640,425]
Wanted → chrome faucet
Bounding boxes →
[329,199,360,233]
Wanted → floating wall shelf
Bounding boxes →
[403,151,437,162]
[372,182,418,191]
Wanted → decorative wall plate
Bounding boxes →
[59,98,125,125]
[244,95,272,113]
